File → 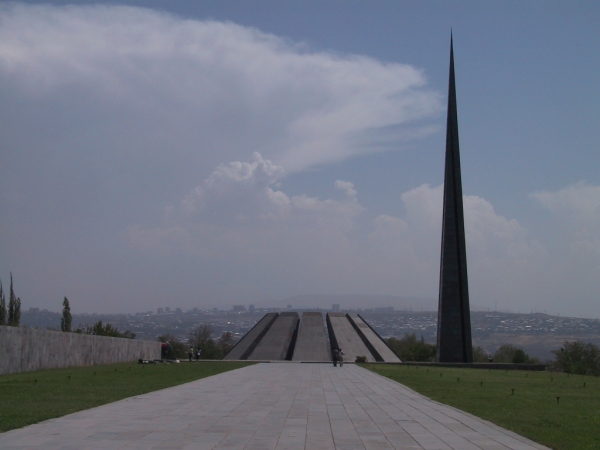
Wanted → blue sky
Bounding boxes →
[1,1,599,317]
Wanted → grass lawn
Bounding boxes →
[364,364,600,450]
[0,361,252,433]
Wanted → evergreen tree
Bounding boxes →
[8,273,15,326]
[14,296,21,326]
[0,281,6,325]
[61,296,72,332]
[7,273,21,327]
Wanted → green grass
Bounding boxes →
[0,361,252,433]
[364,364,600,450]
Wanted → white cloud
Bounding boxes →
[334,180,358,199]
[0,3,441,177]
[0,4,444,312]
[363,184,545,309]
[530,182,600,310]
[131,170,545,312]
[531,181,600,224]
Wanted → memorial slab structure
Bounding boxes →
[223,312,278,360]
[292,312,330,362]
[326,312,375,363]
[247,312,299,361]
[224,311,400,362]
[347,313,400,362]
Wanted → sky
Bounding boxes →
[1,1,599,317]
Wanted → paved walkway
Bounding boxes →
[3,363,548,449]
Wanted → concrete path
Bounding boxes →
[2,364,549,450]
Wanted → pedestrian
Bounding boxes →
[196,348,201,361]
[339,348,344,367]
[332,348,339,367]
[188,347,193,362]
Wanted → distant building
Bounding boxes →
[28,307,40,314]
[175,308,182,314]
[332,304,340,312]
[248,304,255,314]
[232,305,246,312]
[157,307,164,314]
[165,307,171,313]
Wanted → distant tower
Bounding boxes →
[437,36,473,363]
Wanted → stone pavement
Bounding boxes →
[2,363,549,449]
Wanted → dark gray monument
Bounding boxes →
[437,36,473,363]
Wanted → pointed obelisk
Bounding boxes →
[436,35,473,363]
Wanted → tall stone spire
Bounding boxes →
[436,35,473,363]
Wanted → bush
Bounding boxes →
[199,339,223,360]
[551,340,600,375]
[472,345,490,362]
[387,333,436,362]
[218,332,234,357]
[355,356,367,363]
[493,344,539,364]
[158,334,188,359]
[75,320,136,339]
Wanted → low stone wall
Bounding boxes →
[0,326,161,375]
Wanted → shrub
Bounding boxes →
[472,345,490,362]
[355,356,367,363]
[493,344,539,364]
[75,320,136,339]
[199,339,223,360]
[218,332,234,356]
[387,333,436,362]
[551,340,600,375]
[158,334,188,359]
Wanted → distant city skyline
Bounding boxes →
[1,1,599,317]
[19,307,600,361]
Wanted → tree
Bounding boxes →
[472,346,489,362]
[493,344,538,364]
[552,340,600,375]
[188,324,213,349]
[61,296,72,332]
[0,281,6,326]
[386,333,436,362]
[218,331,234,356]
[75,320,136,339]
[7,273,21,327]
[158,334,187,359]
[198,339,223,360]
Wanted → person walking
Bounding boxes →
[338,348,344,367]
[188,347,193,362]
[332,348,339,367]
[196,348,201,361]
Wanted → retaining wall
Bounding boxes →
[0,326,161,375]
